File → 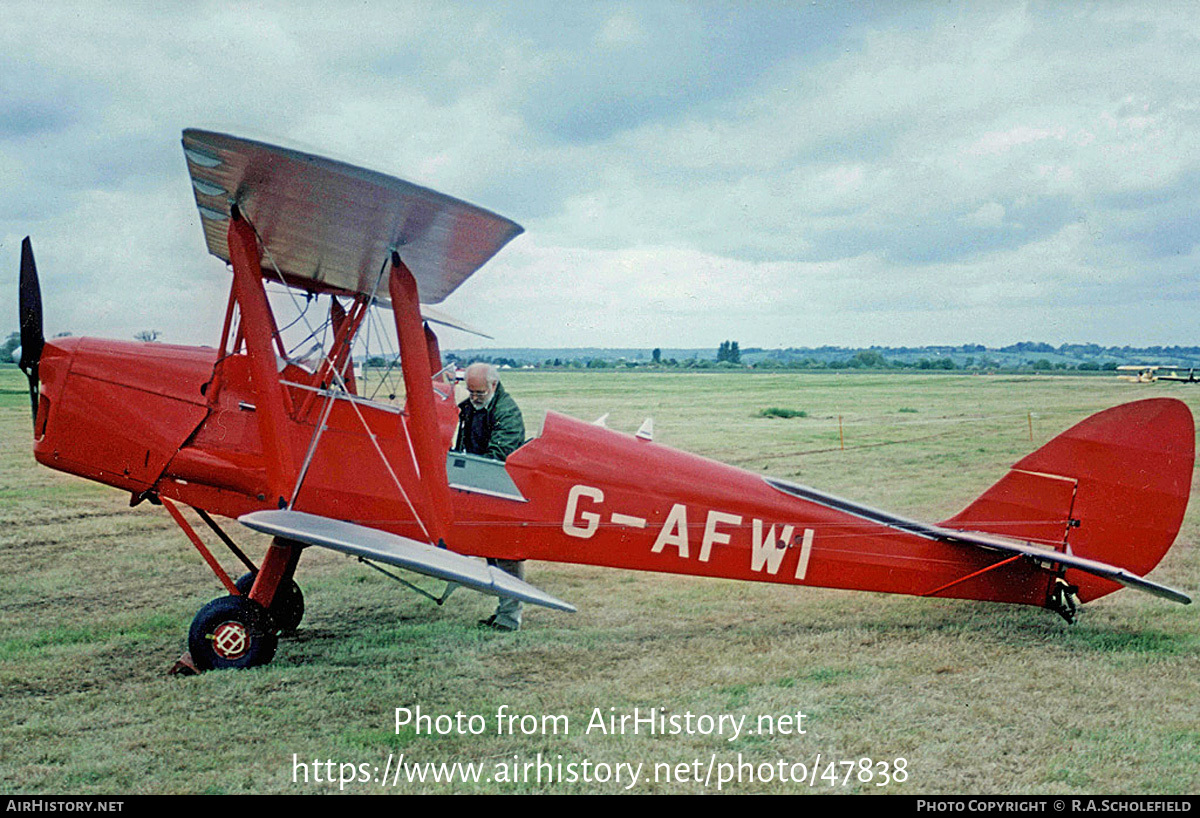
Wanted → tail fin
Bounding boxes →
[942,398,1194,603]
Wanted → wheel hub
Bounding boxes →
[210,621,250,659]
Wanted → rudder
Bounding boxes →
[942,398,1194,603]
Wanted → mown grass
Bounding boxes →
[1,365,1197,794]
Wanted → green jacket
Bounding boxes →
[455,382,525,461]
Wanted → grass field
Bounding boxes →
[1,365,1197,794]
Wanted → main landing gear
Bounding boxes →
[164,502,306,671]
[235,571,305,634]
[187,575,304,671]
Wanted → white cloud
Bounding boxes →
[596,10,650,49]
[962,202,1007,229]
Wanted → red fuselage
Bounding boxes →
[34,336,1060,608]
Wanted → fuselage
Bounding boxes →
[34,337,1054,608]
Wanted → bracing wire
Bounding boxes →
[242,217,435,541]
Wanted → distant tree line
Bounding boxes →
[1,331,18,362]
[5,328,1189,376]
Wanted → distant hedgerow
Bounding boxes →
[758,407,807,419]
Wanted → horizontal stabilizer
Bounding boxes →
[766,476,1191,605]
[239,510,575,612]
[939,528,1192,605]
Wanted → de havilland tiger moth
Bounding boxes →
[14,129,1194,670]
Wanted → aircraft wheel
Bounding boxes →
[188,595,278,671]
[235,571,305,634]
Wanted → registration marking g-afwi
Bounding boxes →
[561,484,816,580]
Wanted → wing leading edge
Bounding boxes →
[239,510,575,612]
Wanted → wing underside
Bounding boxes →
[182,129,524,306]
[239,510,575,612]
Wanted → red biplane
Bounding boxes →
[16,130,1194,670]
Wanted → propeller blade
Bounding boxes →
[19,237,44,427]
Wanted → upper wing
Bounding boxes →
[420,304,493,339]
[183,129,524,305]
[239,509,575,612]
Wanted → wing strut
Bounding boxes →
[389,251,455,544]
[358,558,461,606]
[227,206,296,508]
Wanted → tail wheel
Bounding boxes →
[234,572,305,634]
[188,595,278,671]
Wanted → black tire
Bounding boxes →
[188,594,278,671]
[234,571,305,634]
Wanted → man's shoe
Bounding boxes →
[478,615,518,632]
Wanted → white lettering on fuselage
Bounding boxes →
[699,510,741,562]
[563,484,604,538]
[652,503,690,558]
[751,520,793,575]
[561,484,815,579]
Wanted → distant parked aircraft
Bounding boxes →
[1118,366,1199,384]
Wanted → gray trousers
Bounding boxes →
[488,558,525,629]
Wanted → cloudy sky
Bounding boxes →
[3,2,1199,352]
